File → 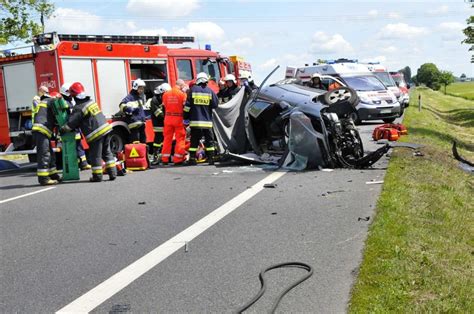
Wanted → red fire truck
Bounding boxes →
[0,32,252,159]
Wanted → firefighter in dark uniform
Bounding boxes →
[239,73,258,97]
[217,74,241,103]
[119,78,147,143]
[183,72,219,165]
[61,82,116,182]
[32,92,62,185]
[32,85,49,121]
[60,83,91,170]
[148,83,171,164]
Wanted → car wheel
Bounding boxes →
[324,87,358,105]
[398,105,405,117]
[383,118,396,123]
[109,129,126,154]
[349,111,361,125]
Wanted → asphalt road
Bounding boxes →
[1,121,395,313]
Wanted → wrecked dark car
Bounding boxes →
[213,69,396,170]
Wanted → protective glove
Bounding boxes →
[183,119,190,126]
[60,125,72,134]
[124,106,133,115]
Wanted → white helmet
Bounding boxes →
[239,72,253,82]
[132,78,146,90]
[224,74,236,83]
[39,85,49,94]
[196,72,209,85]
[311,73,321,79]
[155,83,172,94]
[60,82,71,96]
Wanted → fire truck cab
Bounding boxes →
[0,32,252,157]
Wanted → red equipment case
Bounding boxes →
[124,142,148,170]
[372,126,400,141]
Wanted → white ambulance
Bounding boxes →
[285,59,401,123]
[363,62,405,112]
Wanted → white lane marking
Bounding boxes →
[0,187,56,204]
[56,171,286,313]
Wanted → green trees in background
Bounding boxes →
[0,0,54,45]
[415,63,455,92]
[462,4,473,63]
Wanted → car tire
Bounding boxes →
[323,87,358,106]
[109,128,126,154]
[383,118,396,123]
[398,105,405,117]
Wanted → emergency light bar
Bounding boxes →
[317,58,358,65]
[56,34,195,45]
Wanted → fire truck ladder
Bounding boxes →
[57,34,195,45]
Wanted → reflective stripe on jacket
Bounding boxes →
[32,99,56,138]
[66,97,112,143]
[184,84,218,129]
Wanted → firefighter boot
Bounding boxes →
[89,174,103,182]
[50,173,63,182]
[187,158,197,166]
[80,160,92,170]
[207,151,215,166]
[107,167,117,181]
[38,177,58,186]
[151,147,161,165]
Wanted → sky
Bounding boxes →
[4,0,474,83]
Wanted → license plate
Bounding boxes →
[380,109,392,114]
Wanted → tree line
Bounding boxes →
[412,63,456,94]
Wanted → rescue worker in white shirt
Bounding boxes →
[148,83,171,164]
[119,78,147,143]
[32,85,49,121]
[32,91,62,185]
[183,72,219,165]
[217,74,241,103]
[60,82,116,182]
[59,83,91,170]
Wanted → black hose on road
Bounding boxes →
[235,262,313,313]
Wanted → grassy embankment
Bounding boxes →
[349,86,473,312]
[446,81,474,101]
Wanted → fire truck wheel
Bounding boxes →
[109,128,126,154]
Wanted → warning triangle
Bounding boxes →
[129,147,139,158]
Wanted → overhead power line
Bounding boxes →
[33,11,466,23]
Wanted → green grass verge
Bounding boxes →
[446,82,474,101]
[349,87,474,312]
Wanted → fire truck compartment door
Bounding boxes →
[61,59,96,102]
[96,60,128,117]
[3,61,37,111]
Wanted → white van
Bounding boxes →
[363,63,403,108]
[286,60,401,123]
